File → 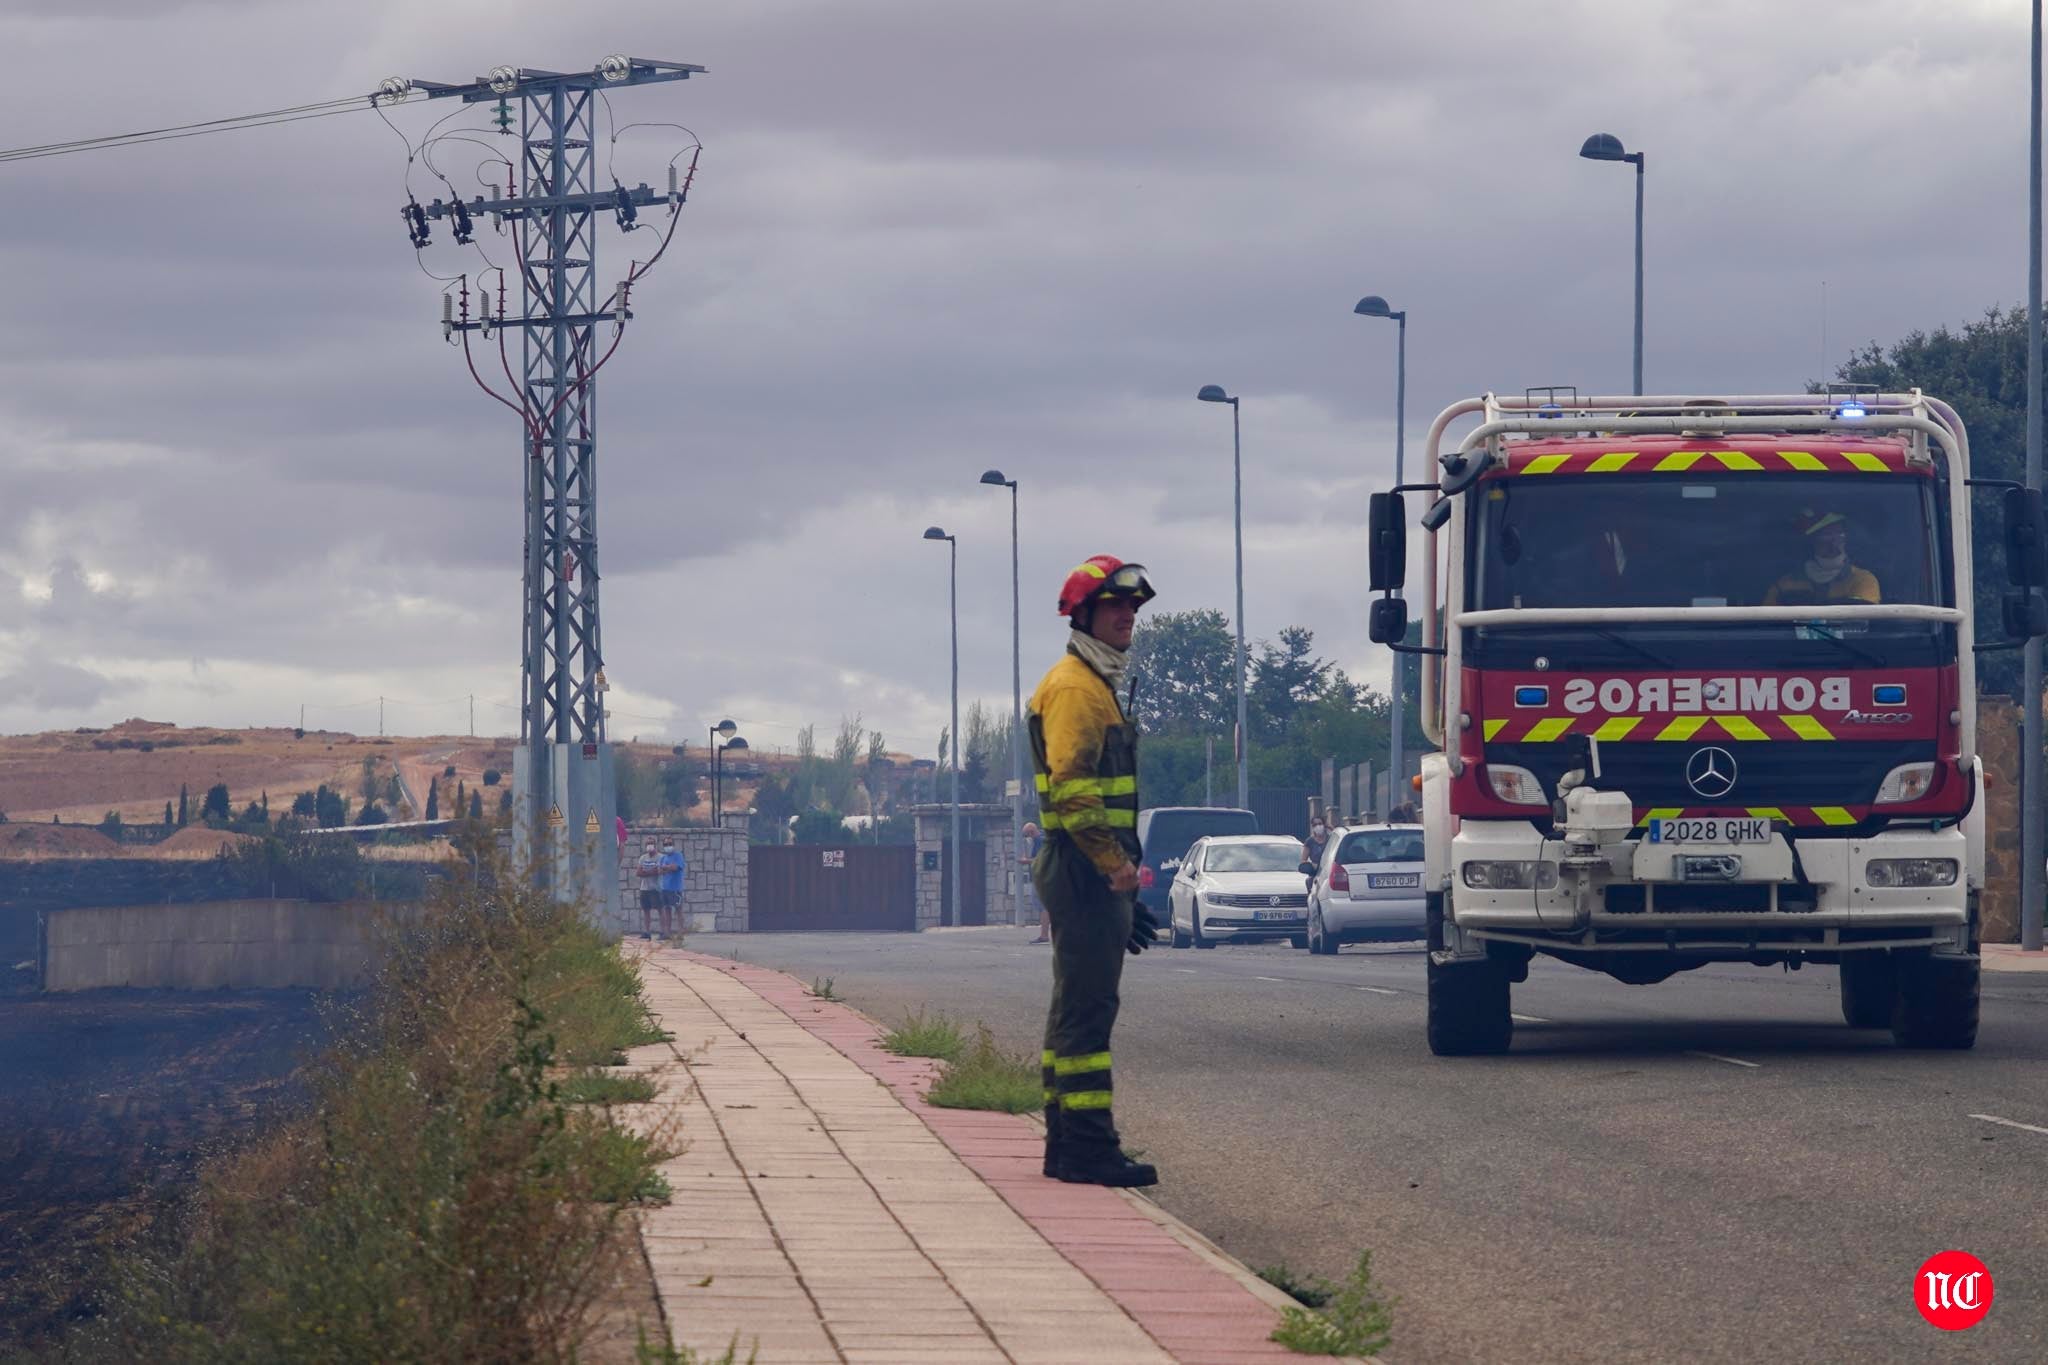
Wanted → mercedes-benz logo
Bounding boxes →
[1685,746,1738,799]
[1268,895,1282,907]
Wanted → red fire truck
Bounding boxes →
[1366,391,2047,1055]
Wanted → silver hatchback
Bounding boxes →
[1305,824,1427,954]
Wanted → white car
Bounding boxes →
[1305,824,1427,954]
[1168,835,1311,949]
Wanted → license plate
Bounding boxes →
[1648,817,1769,844]
[1253,909,1298,921]
[1367,873,1421,889]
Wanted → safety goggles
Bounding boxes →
[1098,564,1155,600]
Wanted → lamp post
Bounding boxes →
[1579,132,1645,396]
[1197,385,1251,811]
[2026,0,2044,953]
[980,469,1027,925]
[924,526,961,926]
[1355,295,1409,800]
[708,718,740,827]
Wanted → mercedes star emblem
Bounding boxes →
[1685,746,1738,800]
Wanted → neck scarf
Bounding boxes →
[1069,627,1129,698]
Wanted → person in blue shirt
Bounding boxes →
[657,837,686,939]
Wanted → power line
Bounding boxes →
[0,94,380,165]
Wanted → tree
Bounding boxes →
[749,774,798,844]
[177,783,189,828]
[455,779,466,816]
[1248,627,1331,743]
[824,715,867,815]
[792,809,852,844]
[498,788,513,815]
[202,782,231,825]
[442,763,456,778]
[359,757,379,802]
[100,811,123,838]
[482,767,502,786]
[314,784,349,828]
[236,800,268,831]
[1128,609,1239,736]
[291,790,318,819]
[425,776,440,821]
[469,790,484,820]
[163,800,174,826]
[357,801,388,826]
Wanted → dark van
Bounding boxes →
[1136,806,1258,922]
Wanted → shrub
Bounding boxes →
[483,768,503,787]
[883,1008,965,1061]
[925,1026,1041,1114]
[1269,1250,1396,1357]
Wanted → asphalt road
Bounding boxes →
[689,927,2048,1364]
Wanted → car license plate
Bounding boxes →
[1366,873,1420,889]
[1253,909,1296,921]
[1648,817,1769,844]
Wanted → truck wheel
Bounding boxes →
[1838,953,1896,1028]
[1890,954,1979,1050]
[1426,892,1446,954]
[1427,957,1513,1056]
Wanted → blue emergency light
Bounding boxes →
[1873,684,1907,706]
[1834,400,1868,420]
[1514,686,1550,707]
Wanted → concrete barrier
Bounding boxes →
[39,900,392,992]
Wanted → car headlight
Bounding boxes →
[1461,860,1558,891]
[1864,857,1957,888]
[1485,764,1549,806]
[1873,762,1936,805]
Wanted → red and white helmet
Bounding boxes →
[1057,555,1157,618]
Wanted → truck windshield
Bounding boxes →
[1466,471,1950,668]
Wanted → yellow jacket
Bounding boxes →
[1763,565,1880,605]
[1028,651,1141,878]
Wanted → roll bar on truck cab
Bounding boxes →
[1364,390,2048,1056]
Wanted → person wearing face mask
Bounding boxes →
[1302,817,1331,873]
[1764,510,1880,605]
[657,837,686,940]
[635,838,662,939]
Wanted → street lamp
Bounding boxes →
[1579,132,1645,396]
[980,469,1027,925]
[1355,295,1409,806]
[924,526,962,926]
[1197,384,1251,810]
[708,719,742,828]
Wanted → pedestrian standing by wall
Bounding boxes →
[1029,554,1159,1188]
[1022,820,1049,943]
[635,838,662,938]
[658,836,686,939]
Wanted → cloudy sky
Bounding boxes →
[0,0,2035,757]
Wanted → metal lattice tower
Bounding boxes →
[393,57,703,916]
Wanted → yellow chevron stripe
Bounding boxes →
[1713,450,1764,471]
[1780,713,1835,741]
[1746,807,1790,822]
[1593,716,1643,741]
[1812,806,1857,826]
[1777,450,1826,471]
[1634,805,1684,828]
[1716,715,1769,741]
[1524,717,1575,743]
[1523,453,1571,475]
[1654,716,1710,741]
[1484,718,1508,742]
[1654,451,1705,472]
[1587,451,1638,472]
[1843,451,1890,472]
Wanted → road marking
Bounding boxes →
[1253,975,1288,983]
[1686,1050,1761,1069]
[1353,986,1400,995]
[1172,967,1199,974]
[1971,1113,2048,1136]
[1510,1013,1550,1024]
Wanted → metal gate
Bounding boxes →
[941,840,987,926]
[748,845,916,931]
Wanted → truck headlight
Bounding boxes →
[1864,857,1958,888]
[1485,764,1548,806]
[1462,860,1558,891]
[1873,762,1936,804]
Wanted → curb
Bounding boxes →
[670,947,1376,1365]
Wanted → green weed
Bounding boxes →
[1269,1249,1396,1357]
[809,976,840,1001]
[925,1025,1042,1114]
[1256,1262,1333,1309]
[882,1008,966,1061]
[558,1070,659,1105]
[635,1323,753,1363]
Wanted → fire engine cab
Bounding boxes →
[1366,391,2048,1055]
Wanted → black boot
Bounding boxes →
[1054,1137,1158,1188]
[1042,1105,1063,1177]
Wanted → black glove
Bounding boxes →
[1127,903,1159,955]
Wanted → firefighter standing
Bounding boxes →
[1030,555,1160,1187]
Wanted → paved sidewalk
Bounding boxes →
[624,946,1332,1365]
[1983,943,2048,973]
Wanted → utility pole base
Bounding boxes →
[513,742,621,937]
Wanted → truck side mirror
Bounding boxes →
[1368,492,1406,592]
[1368,597,1408,645]
[2003,588,2048,639]
[2005,487,2048,587]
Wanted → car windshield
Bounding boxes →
[1466,470,1951,669]
[1204,844,1304,873]
[1338,830,1424,864]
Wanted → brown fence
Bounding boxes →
[748,845,917,931]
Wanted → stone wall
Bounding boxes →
[616,827,749,933]
[41,899,392,991]
[1978,695,2022,943]
[911,804,1018,929]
